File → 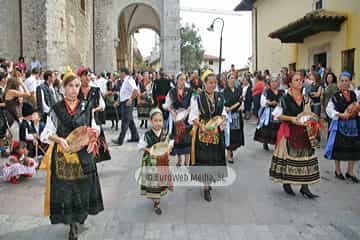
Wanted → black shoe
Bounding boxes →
[300,185,319,199]
[204,189,212,202]
[335,171,345,180]
[154,202,162,215]
[228,160,234,164]
[345,173,359,183]
[263,143,269,151]
[111,139,123,145]
[283,184,295,196]
[127,138,140,143]
[69,223,78,240]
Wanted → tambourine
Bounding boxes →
[296,112,319,124]
[345,103,360,119]
[149,141,169,157]
[205,115,226,130]
[175,108,188,122]
[66,126,90,153]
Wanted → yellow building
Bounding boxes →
[235,0,359,82]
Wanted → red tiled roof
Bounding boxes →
[269,10,347,43]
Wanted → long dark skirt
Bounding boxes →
[227,129,244,151]
[269,124,320,185]
[105,105,119,121]
[252,94,261,116]
[331,132,360,161]
[227,111,245,151]
[95,129,111,163]
[254,122,280,145]
[50,146,104,225]
[191,128,227,183]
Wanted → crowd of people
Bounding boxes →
[0,55,359,239]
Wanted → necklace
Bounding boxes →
[205,91,215,115]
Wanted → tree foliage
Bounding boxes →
[180,23,205,73]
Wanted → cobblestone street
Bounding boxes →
[1,120,360,240]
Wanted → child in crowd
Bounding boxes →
[138,108,174,215]
[19,102,38,158]
[1,141,37,184]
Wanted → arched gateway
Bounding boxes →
[95,0,181,75]
[0,0,180,75]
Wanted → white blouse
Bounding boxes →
[188,95,227,125]
[40,110,100,144]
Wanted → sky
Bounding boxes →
[134,0,252,71]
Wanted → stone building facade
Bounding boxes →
[0,0,180,75]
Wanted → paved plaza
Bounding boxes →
[0,119,360,240]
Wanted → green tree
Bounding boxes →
[180,23,205,73]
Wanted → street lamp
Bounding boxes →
[207,17,224,75]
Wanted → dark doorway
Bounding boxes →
[314,52,327,68]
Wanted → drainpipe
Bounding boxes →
[93,0,95,72]
[254,7,258,72]
[19,0,23,57]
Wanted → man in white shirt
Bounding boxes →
[112,67,141,145]
[95,72,108,96]
[30,56,42,70]
[24,68,40,105]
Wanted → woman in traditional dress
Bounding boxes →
[270,72,320,198]
[188,72,227,202]
[163,73,192,166]
[224,73,244,163]
[40,68,104,240]
[254,75,284,150]
[252,75,265,121]
[105,73,119,130]
[309,71,323,116]
[325,71,360,183]
[77,66,110,163]
[322,72,338,127]
[242,76,253,120]
[138,108,174,215]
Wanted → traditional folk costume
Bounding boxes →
[40,99,104,225]
[269,93,320,185]
[152,78,171,118]
[188,91,227,183]
[309,83,322,116]
[163,87,192,156]
[254,88,285,146]
[105,80,120,130]
[138,127,174,199]
[325,90,360,161]
[19,102,37,158]
[1,141,37,184]
[224,86,245,151]
[78,86,111,163]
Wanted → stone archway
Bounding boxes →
[116,3,161,71]
[94,0,180,75]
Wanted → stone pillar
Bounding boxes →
[0,0,20,61]
[94,0,115,72]
[161,0,180,76]
[45,0,66,72]
[22,0,47,69]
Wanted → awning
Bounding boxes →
[234,0,256,11]
[269,10,347,43]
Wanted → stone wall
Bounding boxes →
[22,0,47,69]
[94,0,114,72]
[64,0,94,72]
[0,0,20,61]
